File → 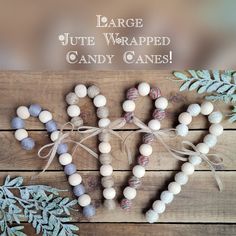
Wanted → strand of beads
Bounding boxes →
[145,101,224,223]
[12,104,96,218]
[120,82,168,210]
[66,84,116,210]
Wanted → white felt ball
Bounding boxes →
[99,142,111,154]
[208,111,223,124]
[176,124,189,137]
[39,111,52,123]
[103,187,116,200]
[209,124,223,136]
[100,164,113,176]
[201,101,214,115]
[50,131,60,142]
[152,200,166,214]
[168,182,181,195]
[175,172,188,185]
[15,129,28,141]
[148,119,161,131]
[98,118,110,128]
[181,162,195,175]
[74,84,87,98]
[123,187,137,200]
[139,144,153,156]
[122,100,136,112]
[59,153,72,166]
[178,112,192,125]
[155,97,168,110]
[138,82,151,96]
[78,194,91,207]
[160,191,174,204]
[68,173,82,186]
[196,143,209,154]
[17,106,30,120]
[203,134,217,148]
[187,104,201,117]
[189,155,202,166]
[67,105,80,117]
[93,94,107,107]
[132,165,146,178]
[145,210,159,223]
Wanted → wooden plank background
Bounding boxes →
[0,71,235,235]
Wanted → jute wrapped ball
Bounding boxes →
[66,92,79,105]
[99,153,112,165]
[104,199,116,210]
[99,132,111,142]
[87,85,100,98]
[97,106,109,118]
[71,116,84,127]
[101,176,114,188]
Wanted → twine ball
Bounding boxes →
[203,134,217,148]
[143,133,155,144]
[67,105,80,117]
[126,87,139,100]
[11,117,25,129]
[64,164,77,176]
[187,104,201,117]
[59,153,72,166]
[16,106,30,120]
[148,119,161,131]
[68,173,82,186]
[15,129,28,141]
[122,100,136,112]
[98,118,110,128]
[104,199,116,210]
[196,143,209,154]
[120,198,132,210]
[149,87,161,100]
[57,143,68,155]
[88,85,100,98]
[128,176,141,189]
[103,187,116,200]
[208,111,223,124]
[50,131,60,142]
[181,162,195,175]
[78,194,91,207]
[178,112,192,125]
[100,164,113,177]
[152,200,166,214]
[209,124,223,136]
[66,92,79,105]
[83,205,96,218]
[155,97,168,110]
[71,117,84,127]
[39,110,52,123]
[138,82,150,96]
[124,112,134,123]
[98,142,111,154]
[201,101,214,115]
[21,138,35,150]
[175,172,188,185]
[93,94,107,107]
[123,187,137,200]
[45,120,57,133]
[160,191,174,204]
[139,144,153,156]
[73,184,85,197]
[189,155,202,166]
[97,106,109,118]
[145,209,159,223]
[176,124,189,137]
[137,155,149,167]
[74,84,87,98]
[99,132,111,142]
[153,108,166,120]
[29,104,42,117]
[101,176,114,188]
[168,182,181,195]
[99,153,112,165]
[132,165,145,178]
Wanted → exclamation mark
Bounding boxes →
[169,50,172,63]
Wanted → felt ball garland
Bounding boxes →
[120,82,168,210]
[11,104,96,218]
[145,101,224,223]
[65,84,116,209]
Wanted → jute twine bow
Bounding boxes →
[170,141,224,192]
[77,118,133,164]
[36,122,98,178]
